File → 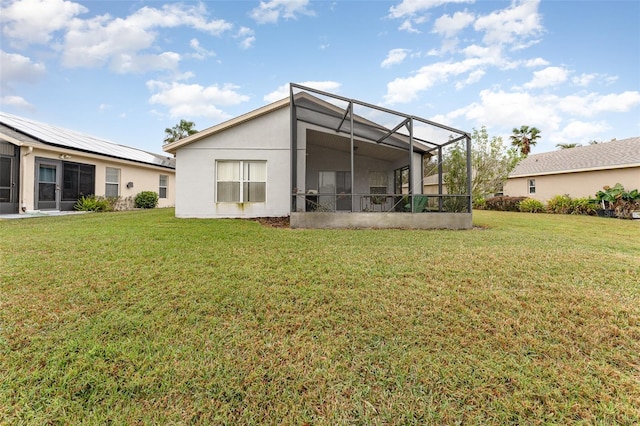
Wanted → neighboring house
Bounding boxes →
[163,84,472,229]
[503,137,640,202]
[0,112,175,214]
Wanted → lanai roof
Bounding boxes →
[510,137,640,177]
[0,112,175,169]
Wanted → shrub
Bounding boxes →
[570,197,598,215]
[547,194,572,214]
[74,195,112,212]
[135,191,159,209]
[473,197,487,210]
[484,196,527,212]
[519,198,545,213]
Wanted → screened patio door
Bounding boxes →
[319,171,351,211]
[36,160,61,210]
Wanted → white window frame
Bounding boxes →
[159,174,168,199]
[105,167,120,197]
[216,160,266,203]
[528,179,536,194]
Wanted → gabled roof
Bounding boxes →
[510,137,640,177]
[0,112,175,169]
[163,97,290,154]
[163,86,469,155]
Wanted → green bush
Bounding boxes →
[74,195,112,212]
[570,197,598,215]
[547,194,572,214]
[134,191,159,209]
[484,196,527,212]
[473,197,487,210]
[519,198,545,213]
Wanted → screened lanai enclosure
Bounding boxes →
[289,84,472,229]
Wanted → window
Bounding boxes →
[369,171,388,195]
[159,175,168,199]
[528,179,536,194]
[216,161,266,203]
[62,162,95,201]
[105,167,120,197]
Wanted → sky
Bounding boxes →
[1,0,639,156]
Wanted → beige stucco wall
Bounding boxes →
[18,145,175,212]
[174,106,291,218]
[503,166,640,202]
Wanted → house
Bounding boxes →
[0,112,175,214]
[163,84,472,229]
[503,137,640,202]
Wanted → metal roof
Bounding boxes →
[510,137,640,177]
[0,112,175,169]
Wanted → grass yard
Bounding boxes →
[1,209,639,425]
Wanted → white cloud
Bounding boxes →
[250,0,315,24]
[473,0,543,47]
[437,88,640,146]
[398,19,421,33]
[389,0,473,33]
[388,0,473,19]
[60,3,232,72]
[112,52,182,74]
[383,58,484,104]
[524,57,549,67]
[264,81,341,103]
[572,73,596,87]
[555,120,609,143]
[455,69,485,89]
[432,10,475,38]
[0,95,35,111]
[0,50,46,89]
[525,91,640,120]
[235,27,256,50]
[524,66,569,89]
[381,48,410,68]
[0,0,87,46]
[147,80,250,120]
[189,38,216,60]
[449,89,560,131]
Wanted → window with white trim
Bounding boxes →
[528,179,536,194]
[159,174,168,199]
[105,167,120,197]
[216,161,266,203]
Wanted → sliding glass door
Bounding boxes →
[319,171,351,211]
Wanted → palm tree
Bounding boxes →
[556,143,581,149]
[510,125,541,156]
[163,119,198,144]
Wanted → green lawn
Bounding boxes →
[1,209,639,425]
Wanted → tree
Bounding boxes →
[510,125,541,156]
[556,143,581,149]
[163,119,198,144]
[443,126,522,204]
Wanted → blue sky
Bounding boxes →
[1,0,639,155]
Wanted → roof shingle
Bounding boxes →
[510,137,640,177]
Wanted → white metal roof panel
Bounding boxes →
[0,112,174,168]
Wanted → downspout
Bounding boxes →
[20,146,33,212]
